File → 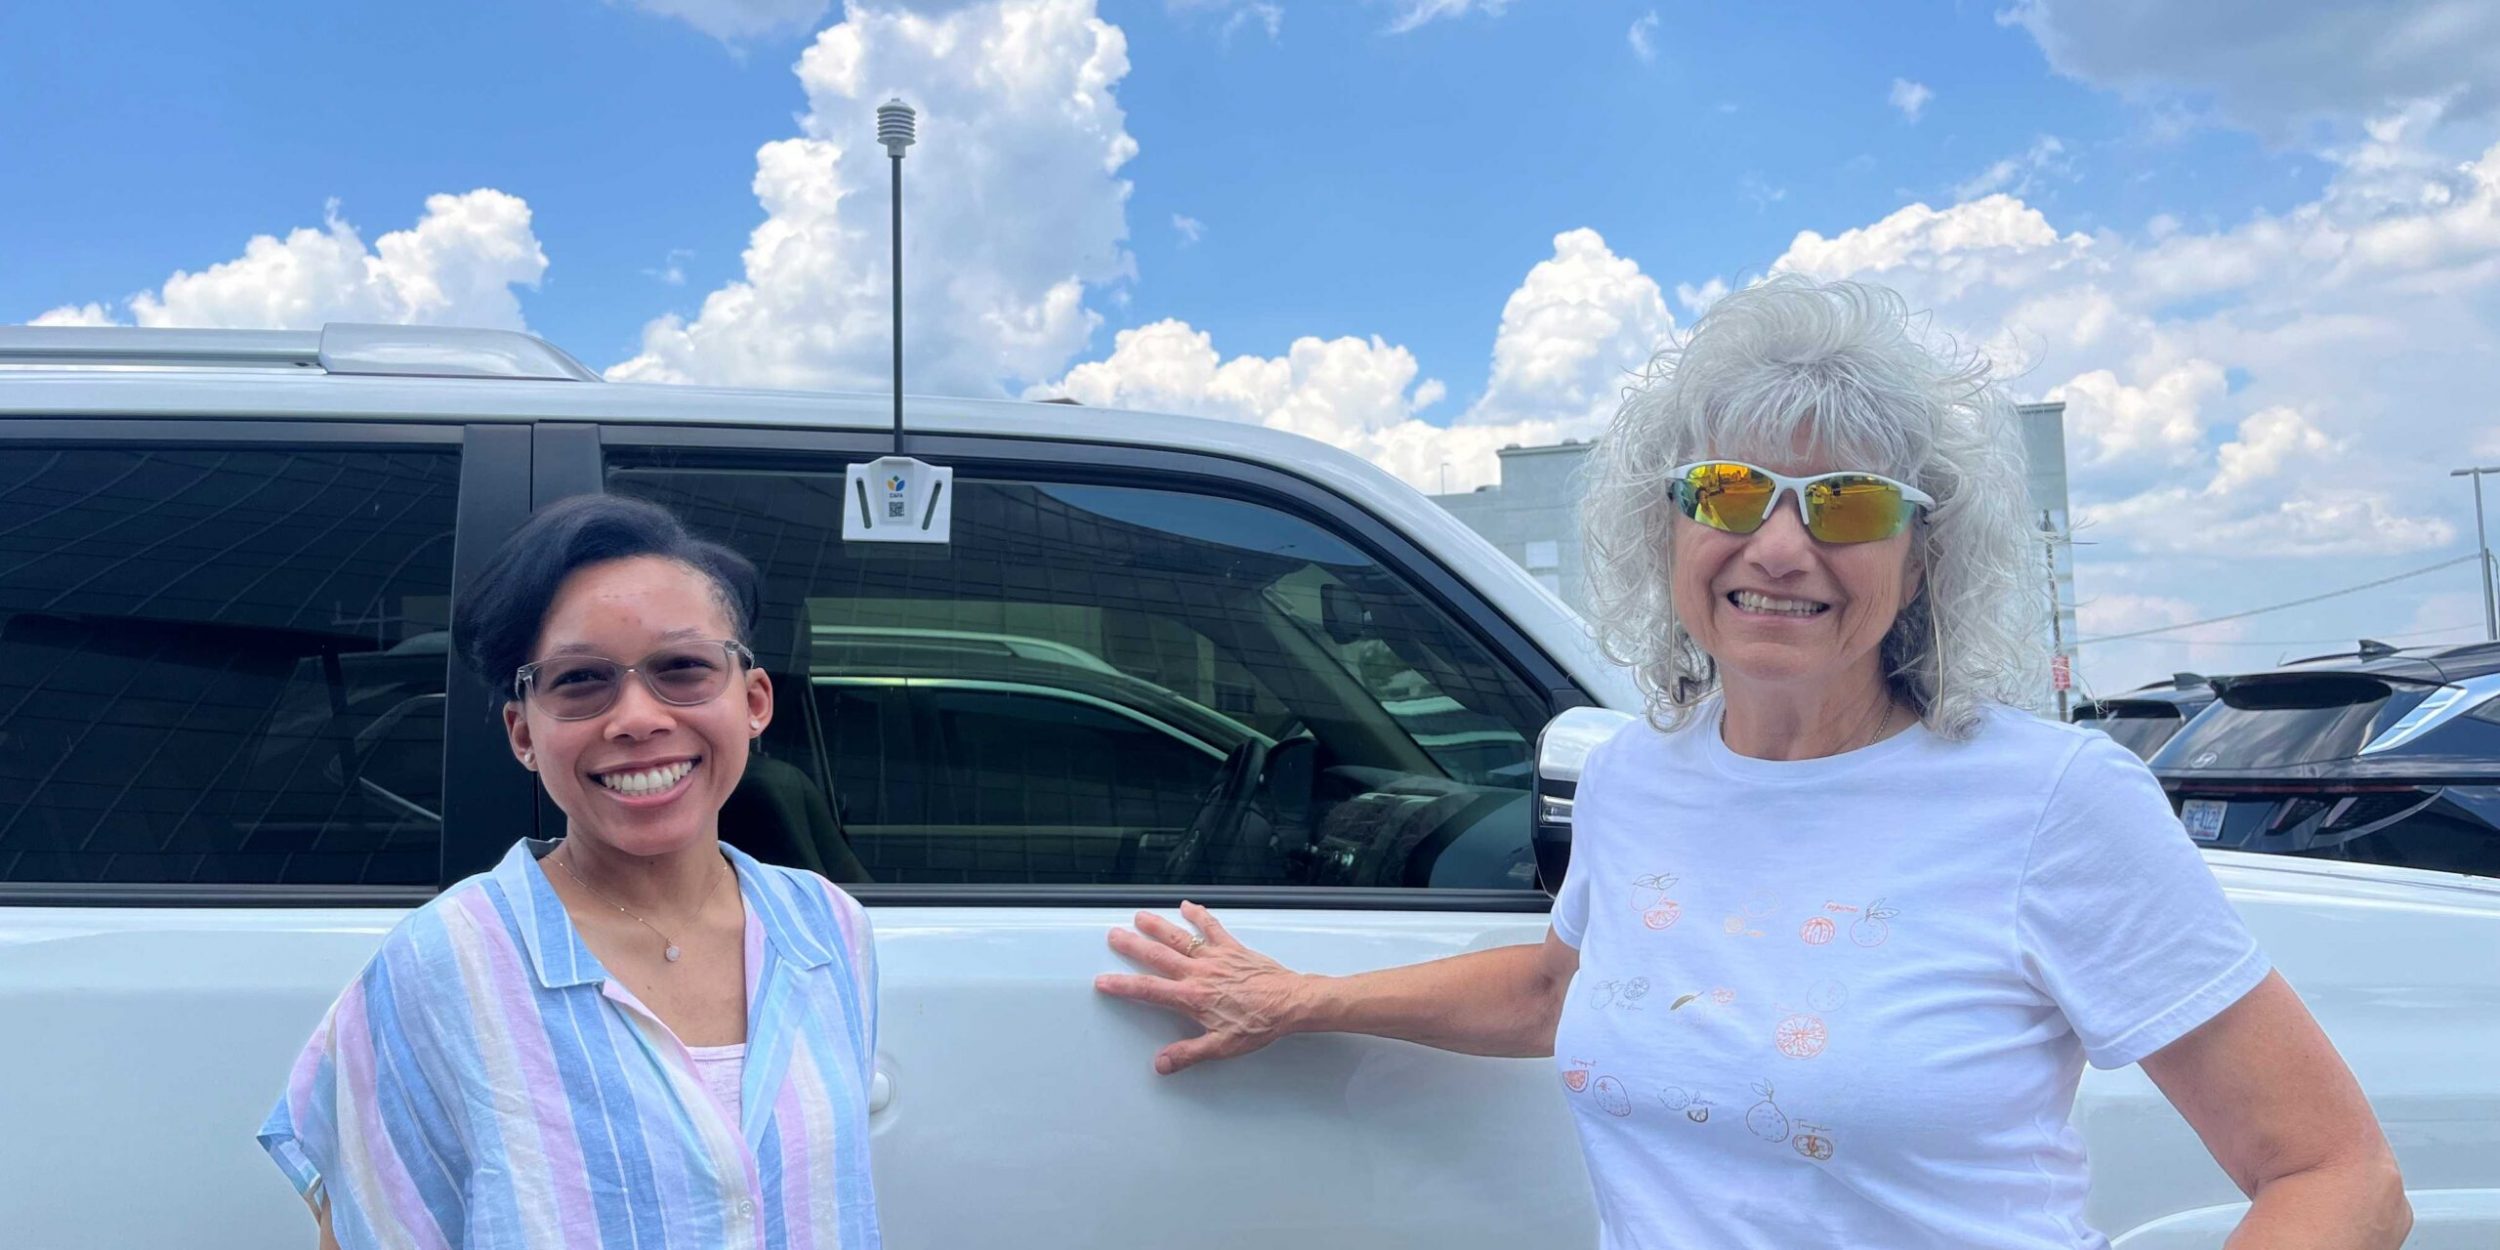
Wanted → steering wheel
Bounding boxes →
[1160,737,1272,882]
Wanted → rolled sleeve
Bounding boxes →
[258,954,465,1248]
[2017,735,2273,1070]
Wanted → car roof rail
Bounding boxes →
[0,323,602,382]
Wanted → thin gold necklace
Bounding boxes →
[555,842,729,964]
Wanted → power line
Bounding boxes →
[2093,622,2486,648]
[2069,554,2482,647]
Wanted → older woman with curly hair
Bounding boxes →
[1097,277,2409,1248]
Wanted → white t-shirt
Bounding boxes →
[1550,702,2270,1250]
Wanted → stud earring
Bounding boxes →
[520,751,535,770]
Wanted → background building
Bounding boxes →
[1428,440,1596,609]
[1428,402,2077,710]
[2016,402,2080,715]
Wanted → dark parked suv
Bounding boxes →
[2150,641,2500,878]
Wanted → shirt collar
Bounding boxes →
[495,837,833,991]
[719,839,837,972]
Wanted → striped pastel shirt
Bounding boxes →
[259,838,880,1249]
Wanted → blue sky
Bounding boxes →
[4,0,2322,380]
[9,0,2500,695]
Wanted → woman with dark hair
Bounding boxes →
[259,494,881,1250]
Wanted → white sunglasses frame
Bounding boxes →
[1667,460,1935,542]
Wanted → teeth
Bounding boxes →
[596,760,695,795]
[1733,590,1826,616]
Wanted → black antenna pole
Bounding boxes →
[877,98,916,457]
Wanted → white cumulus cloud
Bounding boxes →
[1030,226,1665,493]
[1467,228,1674,431]
[1376,0,1512,35]
[2207,404,2341,496]
[1165,0,1282,41]
[2044,361,2224,468]
[1888,78,1932,122]
[33,191,547,331]
[1952,135,2070,201]
[2002,0,2500,136]
[1773,194,2095,312]
[2081,486,2453,559]
[1627,12,1659,63]
[1674,277,1729,317]
[1027,318,1566,492]
[609,0,1139,394]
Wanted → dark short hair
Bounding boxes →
[453,494,761,699]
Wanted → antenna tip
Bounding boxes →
[877,98,917,156]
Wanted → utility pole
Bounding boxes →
[2454,466,2500,641]
[2041,511,2070,719]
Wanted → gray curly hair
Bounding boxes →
[1579,276,2048,739]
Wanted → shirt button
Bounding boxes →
[737,1199,756,1217]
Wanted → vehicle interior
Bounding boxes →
[614,466,1548,891]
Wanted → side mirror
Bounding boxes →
[1532,705,1636,895]
[1320,582,1369,645]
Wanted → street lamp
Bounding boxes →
[2453,466,2500,642]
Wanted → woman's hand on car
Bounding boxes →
[1095,901,1313,1075]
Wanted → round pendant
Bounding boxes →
[664,944,682,962]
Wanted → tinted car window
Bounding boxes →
[1265,570,1531,787]
[0,446,457,885]
[920,687,1215,831]
[2153,676,2431,770]
[614,463,1549,890]
[2094,711,2185,760]
[838,686,1223,884]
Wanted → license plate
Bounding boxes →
[2181,799,2228,842]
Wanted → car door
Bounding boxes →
[0,418,537,1247]
[573,422,1601,1248]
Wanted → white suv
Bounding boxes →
[0,324,2492,1248]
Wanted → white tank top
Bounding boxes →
[686,1042,747,1126]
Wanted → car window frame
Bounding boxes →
[0,417,533,907]
[586,421,1588,912]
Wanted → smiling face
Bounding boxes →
[502,555,771,858]
[1669,451,1921,705]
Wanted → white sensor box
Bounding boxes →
[843,455,954,544]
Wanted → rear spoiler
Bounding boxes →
[2208,671,2437,711]
[2205,670,2500,756]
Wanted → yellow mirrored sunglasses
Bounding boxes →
[1669,460,1934,545]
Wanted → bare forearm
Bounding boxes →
[1292,942,1565,1058]
[2225,1158,2410,1250]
